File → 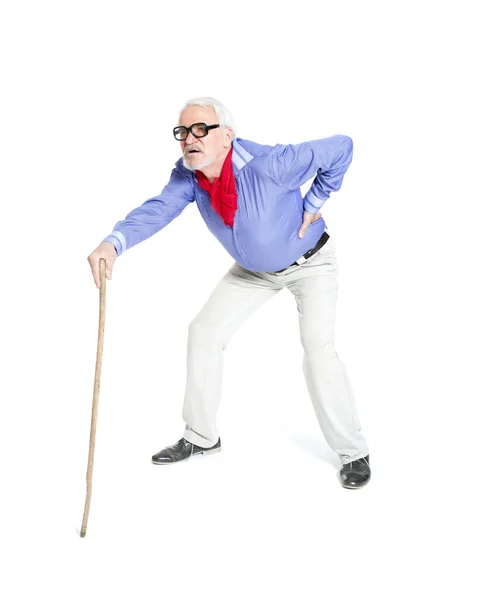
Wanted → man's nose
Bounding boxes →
[185,130,197,145]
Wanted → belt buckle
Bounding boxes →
[281,228,329,271]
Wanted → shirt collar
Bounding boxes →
[231,138,254,175]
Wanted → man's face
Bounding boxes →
[178,105,229,171]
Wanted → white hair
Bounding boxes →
[178,96,237,139]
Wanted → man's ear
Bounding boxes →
[223,128,233,147]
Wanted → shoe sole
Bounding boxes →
[337,472,371,489]
[151,446,221,465]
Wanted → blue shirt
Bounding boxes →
[102,134,353,272]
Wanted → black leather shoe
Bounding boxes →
[338,454,371,489]
[151,437,221,465]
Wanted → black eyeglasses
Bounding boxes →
[173,122,220,141]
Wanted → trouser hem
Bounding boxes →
[183,428,218,449]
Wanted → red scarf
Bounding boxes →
[196,146,238,227]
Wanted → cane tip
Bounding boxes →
[80,529,86,537]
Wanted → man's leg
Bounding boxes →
[283,235,369,465]
[182,263,283,448]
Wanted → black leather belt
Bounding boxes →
[274,230,330,273]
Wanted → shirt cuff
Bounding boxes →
[102,230,127,256]
[304,189,327,214]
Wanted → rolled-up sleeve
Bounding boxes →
[274,135,353,214]
[102,166,195,256]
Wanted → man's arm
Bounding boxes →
[102,166,195,256]
[273,134,353,214]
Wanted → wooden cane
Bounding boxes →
[80,257,107,537]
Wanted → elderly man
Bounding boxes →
[87,97,371,489]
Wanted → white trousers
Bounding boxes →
[182,234,369,466]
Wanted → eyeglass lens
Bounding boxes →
[174,123,207,140]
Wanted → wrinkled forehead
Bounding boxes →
[179,105,217,127]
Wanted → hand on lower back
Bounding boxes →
[298,210,322,238]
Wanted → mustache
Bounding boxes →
[184,145,203,154]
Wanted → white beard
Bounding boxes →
[182,152,217,172]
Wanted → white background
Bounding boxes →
[1,1,478,598]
